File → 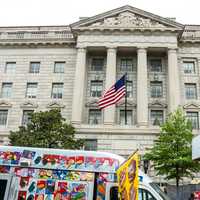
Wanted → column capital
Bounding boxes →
[137,47,147,53]
[77,47,87,53]
[168,48,178,53]
[106,46,117,52]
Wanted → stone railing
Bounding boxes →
[181,26,200,41]
[0,30,74,41]
[182,30,200,40]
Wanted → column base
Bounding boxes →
[71,121,81,126]
[104,122,114,126]
[137,122,148,128]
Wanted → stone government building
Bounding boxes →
[0,5,199,161]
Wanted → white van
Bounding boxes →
[0,146,170,200]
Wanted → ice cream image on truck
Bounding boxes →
[0,146,170,200]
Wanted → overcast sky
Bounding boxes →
[1,0,200,26]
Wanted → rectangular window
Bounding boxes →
[89,109,102,124]
[51,83,64,99]
[150,81,163,98]
[1,83,12,98]
[0,110,8,126]
[126,81,133,98]
[90,81,103,97]
[5,62,16,73]
[150,59,162,72]
[183,61,195,74]
[54,62,65,73]
[22,110,34,126]
[91,58,104,71]
[120,58,133,71]
[26,83,38,98]
[150,110,164,125]
[120,110,133,125]
[185,83,197,99]
[187,112,199,129]
[29,62,40,73]
[84,139,97,151]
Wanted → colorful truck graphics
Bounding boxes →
[0,146,170,200]
[0,146,122,200]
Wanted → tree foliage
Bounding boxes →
[9,109,84,149]
[144,108,200,187]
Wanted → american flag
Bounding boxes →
[98,74,126,109]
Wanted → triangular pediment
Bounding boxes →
[20,101,38,109]
[149,100,167,108]
[117,100,136,107]
[47,101,65,109]
[71,5,183,31]
[0,100,12,108]
[85,99,99,107]
[183,103,200,109]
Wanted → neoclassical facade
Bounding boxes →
[0,5,200,162]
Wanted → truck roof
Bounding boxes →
[0,145,124,173]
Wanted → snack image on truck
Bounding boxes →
[0,146,170,200]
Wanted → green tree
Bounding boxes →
[9,109,84,149]
[144,108,200,198]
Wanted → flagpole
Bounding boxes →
[125,73,127,125]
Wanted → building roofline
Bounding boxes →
[70,4,184,29]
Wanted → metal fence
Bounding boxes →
[166,184,200,200]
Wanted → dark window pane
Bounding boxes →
[150,59,162,72]
[150,82,162,98]
[90,81,103,97]
[91,58,104,71]
[89,109,101,124]
[183,61,195,74]
[30,62,40,73]
[1,83,12,98]
[84,139,97,151]
[54,62,65,73]
[120,59,133,71]
[22,110,34,126]
[126,81,133,98]
[120,110,133,125]
[26,83,38,98]
[150,110,164,126]
[187,112,199,129]
[51,83,64,99]
[0,110,8,126]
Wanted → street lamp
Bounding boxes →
[143,159,149,174]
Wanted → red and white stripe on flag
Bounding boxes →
[98,75,126,109]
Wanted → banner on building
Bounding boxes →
[116,151,139,200]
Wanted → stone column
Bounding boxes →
[71,48,87,124]
[104,47,117,125]
[137,48,148,126]
[167,48,180,112]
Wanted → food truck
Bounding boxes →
[0,146,170,200]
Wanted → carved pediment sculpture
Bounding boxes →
[90,12,166,28]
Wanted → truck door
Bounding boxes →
[0,174,11,200]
